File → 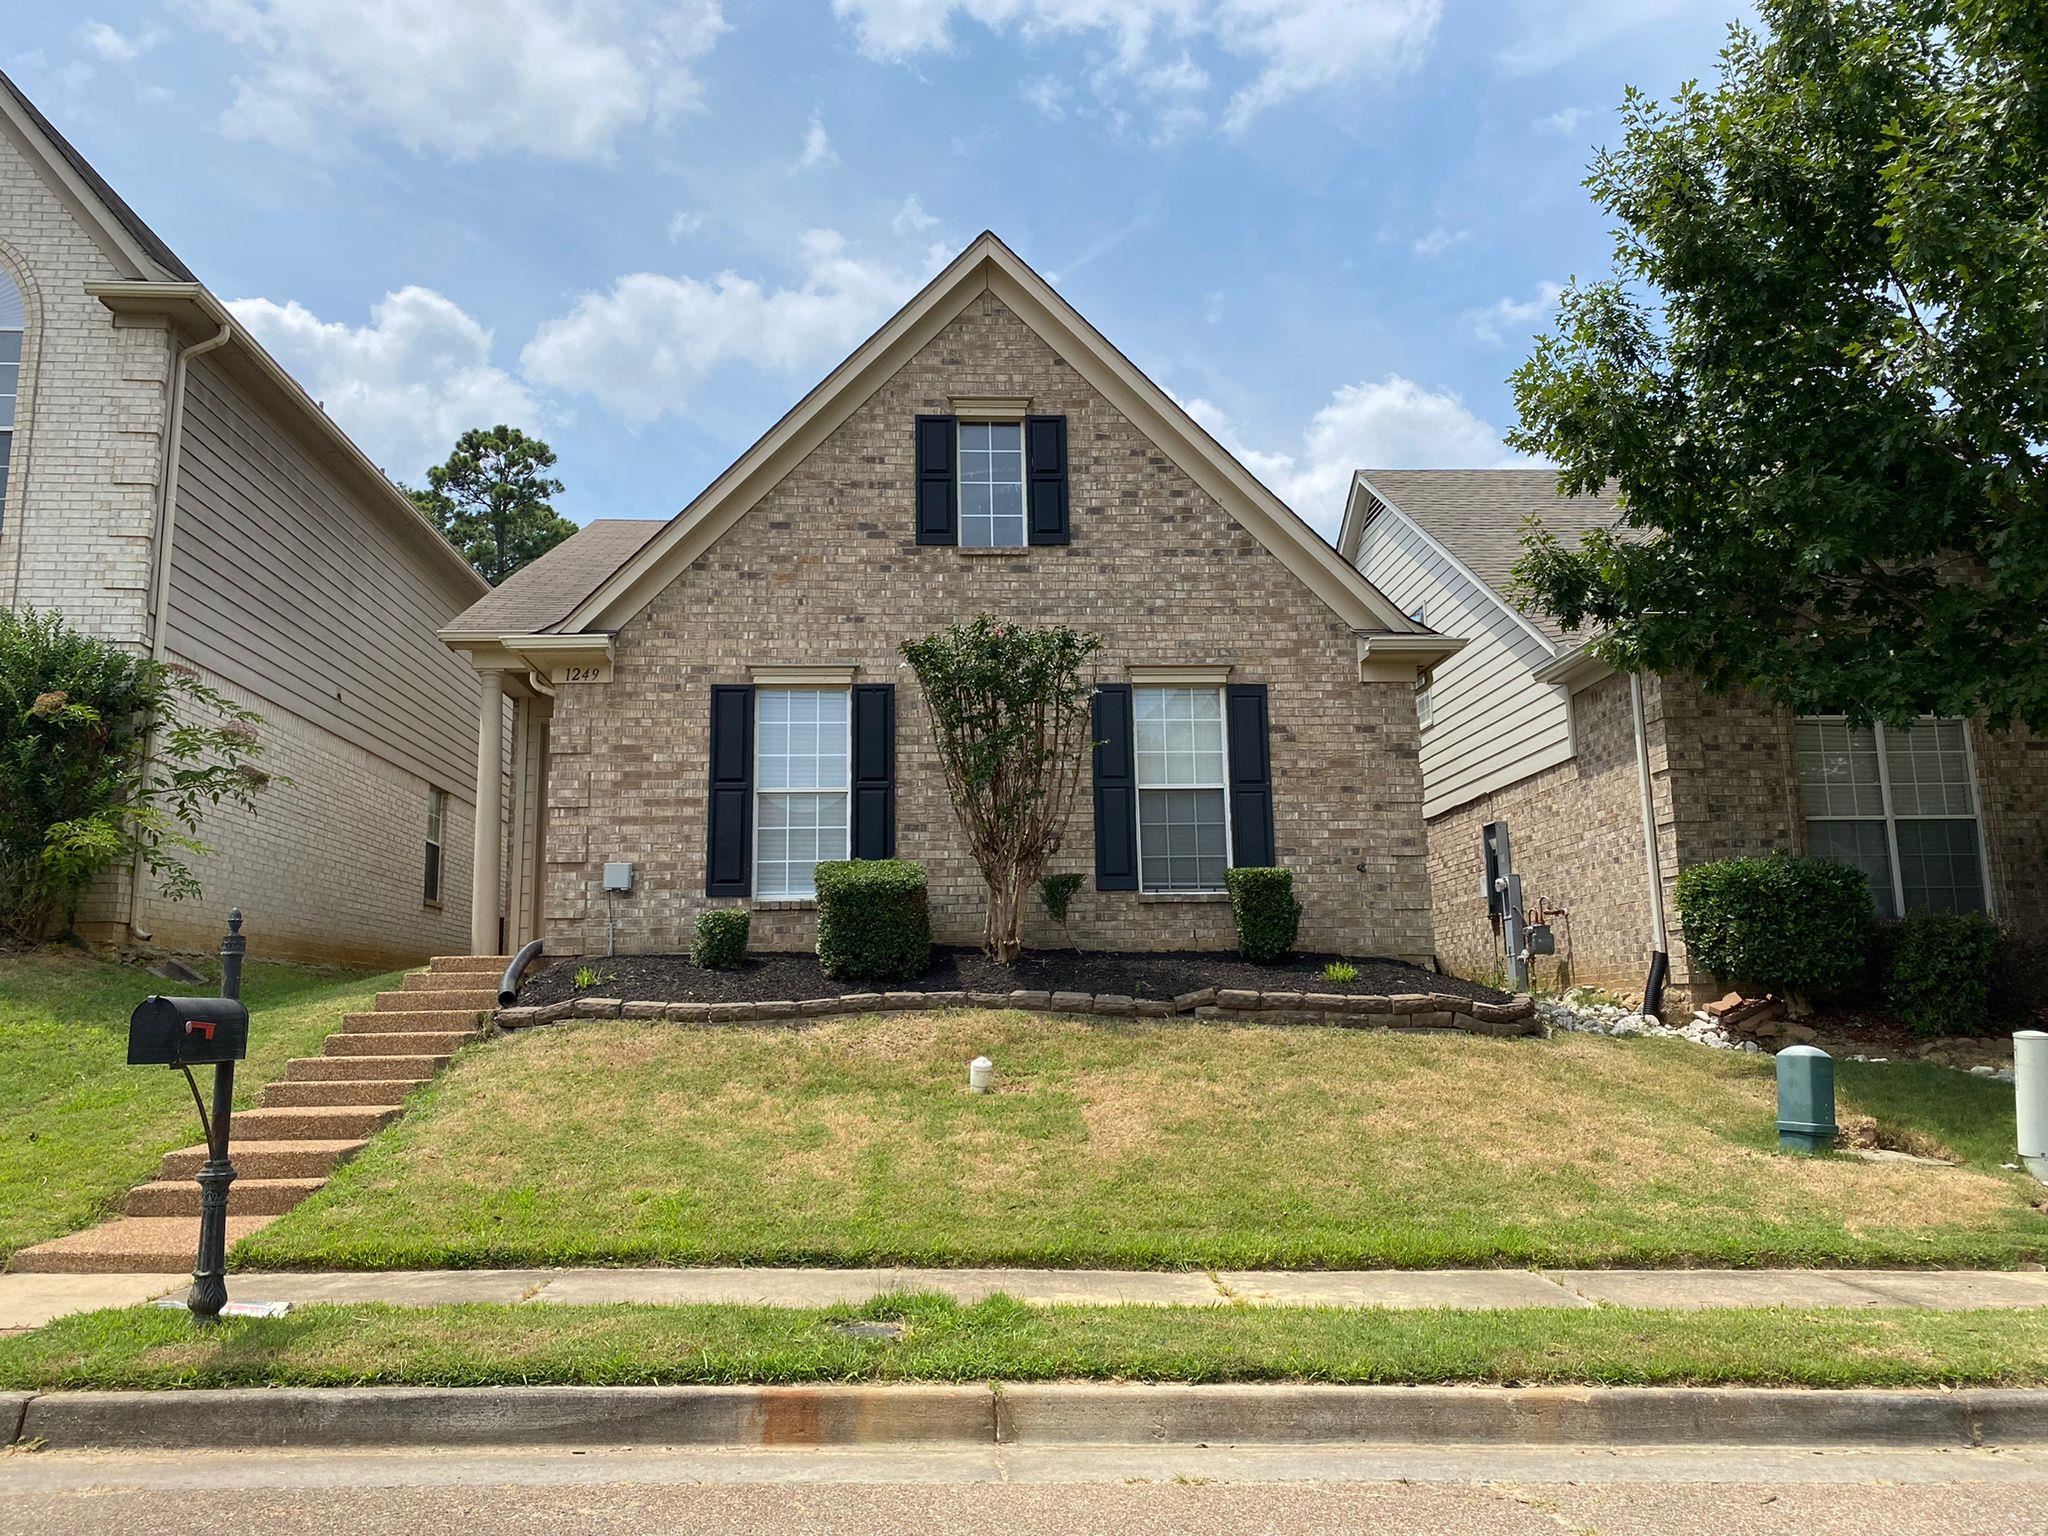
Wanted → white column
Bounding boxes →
[471,668,506,956]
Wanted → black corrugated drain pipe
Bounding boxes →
[498,939,545,1009]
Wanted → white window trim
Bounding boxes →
[958,419,1026,549]
[1798,714,1994,917]
[751,684,853,903]
[1133,682,1234,896]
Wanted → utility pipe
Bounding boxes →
[127,319,233,940]
[1629,670,1671,1018]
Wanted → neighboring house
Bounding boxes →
[1341,469,2048,1013]
[443,233,1459,962]
[0,74,493,967]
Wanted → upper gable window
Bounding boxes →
[0,271,21,525]
[959,421,1026,548]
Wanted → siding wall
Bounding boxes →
[1353,506,1573,817]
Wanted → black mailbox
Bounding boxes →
[127,995,250,1066]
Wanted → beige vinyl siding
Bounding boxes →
[166,359,481,792]
[1354,506,1574,818]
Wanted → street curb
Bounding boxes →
[10,1383,2048,1451]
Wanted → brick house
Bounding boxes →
[0,73,493,966]
[443,233,1459,961]
[1340,469,2048,1013]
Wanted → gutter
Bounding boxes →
[127,318,232,939]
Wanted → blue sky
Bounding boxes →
[10,0,1750,538]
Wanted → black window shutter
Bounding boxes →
[705,684,754,896]
[850,683,896,860]
[1226,683,1276,868]
[1026,414,1069,545]
[915,415,958,545]
[1092,683,1138,891]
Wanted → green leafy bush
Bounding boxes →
[1225,867,1300,965]
[1884,912,2002,1037]
[1993,925,2048,1021]
[815,859,932,983]
[1321,961,1358,984]
[0,607,277,946]
[1672,855,1873,994]
[1037,872,1084,947]
[691,908,750,970]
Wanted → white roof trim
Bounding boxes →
[1341,472,1564,658]
[564,233,1429,640]
[1531,641,1615,693]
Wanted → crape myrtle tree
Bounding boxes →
[408,425,577,585]
[901,617,1102,963]
[1509,0,2048,732]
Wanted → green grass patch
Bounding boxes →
[2,1296,2044,1391]
[236,1012,2048,1272]
[0,948,389,1260]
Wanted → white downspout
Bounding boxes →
[1630,670,1671,1015]
[126,320,233,939]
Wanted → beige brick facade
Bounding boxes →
[543,292,1433,960]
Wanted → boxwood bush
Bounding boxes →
[814,858,932,982]
[1225,866,1301,964]
[1672,855,1873,994]
[690,907,750,970]
[1884,911,2002,1037]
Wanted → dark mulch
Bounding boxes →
[517,946,1509,1010]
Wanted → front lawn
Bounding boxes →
[0,948,390,1262]
[3,1296,2044,1390]
[235,1011,2048,1271]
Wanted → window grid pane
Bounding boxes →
[1803,817,1897,920]
[1139,788,1229,893]
[1796,720,1884,817]
[1894,819,1986,914]
[958,420,1025,547]
[1883,719,1974,818]
[755,688,850,899]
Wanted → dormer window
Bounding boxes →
[959,421,1026,548]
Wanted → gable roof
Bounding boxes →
[546,232,1438,645]
[442,520,665,640]
[1338,468,1620,645]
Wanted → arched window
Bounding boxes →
[0,271,21,519]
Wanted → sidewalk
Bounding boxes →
[9,1265,2048,1330]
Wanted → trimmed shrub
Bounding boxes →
[1672,855,1873,994]
[815,859,932,982]
[690,907,750,970]
[1225,866,1300,965]
[1884,911,2002,1037]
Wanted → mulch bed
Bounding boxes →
[518,946,1510,1010]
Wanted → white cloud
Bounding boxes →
[667,210,704,241]
[796,109,836,169]
[229,287,540,480]
[1534,104,1593,134]
[80,20,161,61]
[1020,74,1068,119]
[1188,378,1529,533]
[891,195,941,238]
[521,231,942,424]
[1465,280,1563,344]
[182,0,728,161]
[1410,226,1469,258]
[1496,0,1720,75]
[833,0,1441,134]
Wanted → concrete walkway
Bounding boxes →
[9,1266,2048,1330]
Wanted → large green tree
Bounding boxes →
[408,425,576,585]
[1510,0,2048,731]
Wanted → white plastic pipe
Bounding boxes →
[2015,1031,2048,1179]
[969,1056,994,1094]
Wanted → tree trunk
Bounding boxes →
[984,863,1025,964]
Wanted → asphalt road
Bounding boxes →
[4,1444,2045,1534]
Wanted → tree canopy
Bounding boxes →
[1509,0,2048,731]
[409,425,576,586]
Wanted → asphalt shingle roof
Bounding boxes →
[441,519,666,637]
[1360,469,1620,642]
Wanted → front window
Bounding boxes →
[1135,685,1230,893]
[754,686,850,899]
[423,787,446,905]
[0,271,22,523]
[1797,716,1987,918]
[958,421,1025,548]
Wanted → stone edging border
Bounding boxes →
[496,987,1538,1037]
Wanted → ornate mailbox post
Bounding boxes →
[127,911,250,1322]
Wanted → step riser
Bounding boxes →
[344,1011,486,1033]
[262,1080,424,1107]
[429,955,512,973]
[159,1142,363,1181]
[324,1031,479,1057]
[285,1055,450,1082]
[229,1108,401,1140]
[125,1179,325,1217]
[378,990,496,1011]
[406,970,505,993]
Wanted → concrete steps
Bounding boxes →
[125,1178,327,1217]
[7,953,501,1275]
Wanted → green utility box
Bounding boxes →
[1776,1044,1836,1154]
